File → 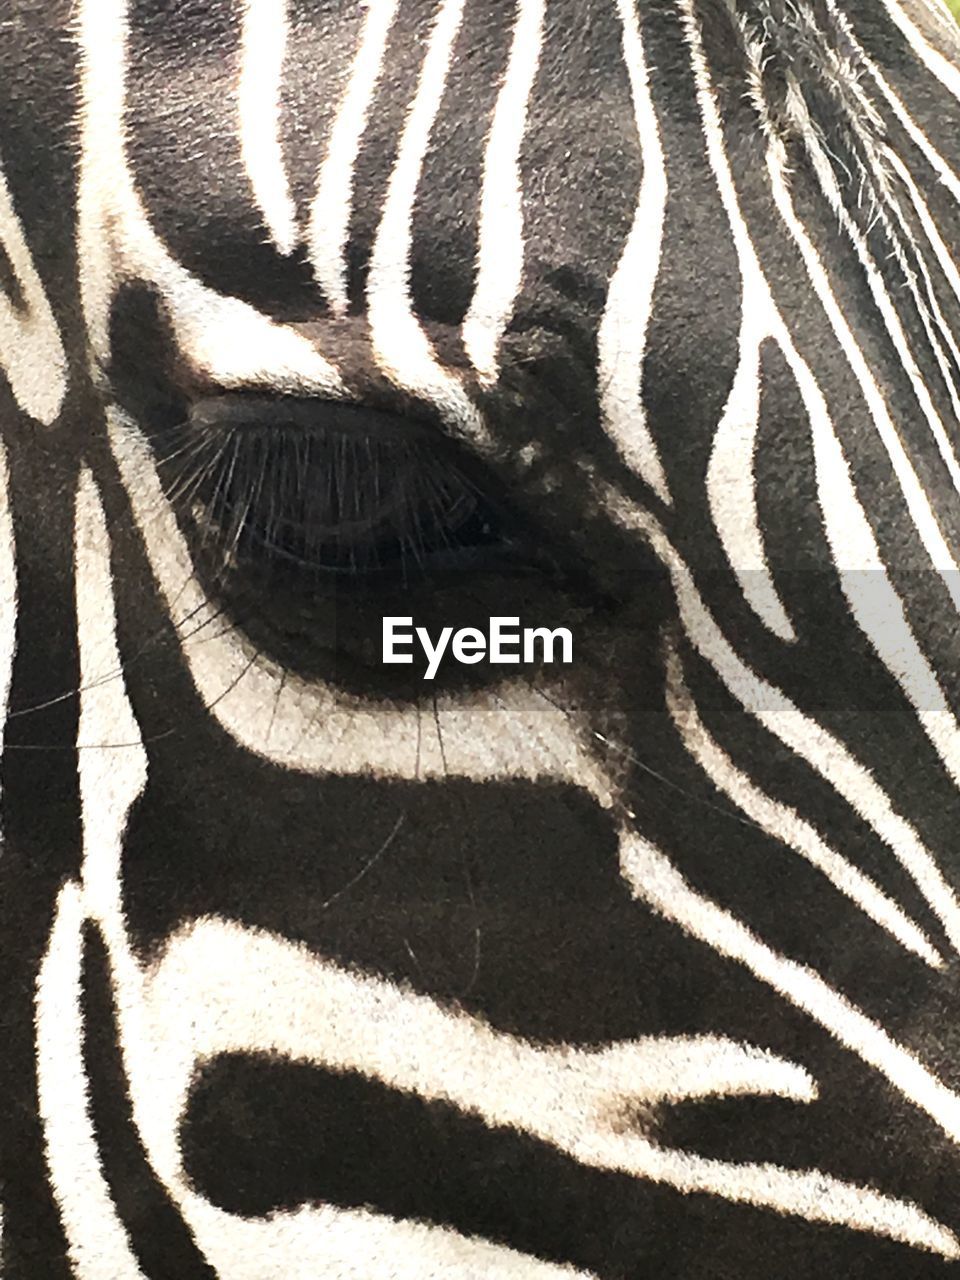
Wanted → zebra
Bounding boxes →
[3,0,960,1274]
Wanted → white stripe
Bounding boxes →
[0,157,66,424]
[596,0,672,506]
[142,917,958,1258]
[238,0,298,255]
[307,0,400,315]
[462,0,545,384]
[32,468,153,1280]
[707,328,797,640]
[619,830,960,1257]
[35,883,147,1280]
[367,0,487,440]
[71,467,188,1266]
[73,469,194,1261]
[663,637,943,967]
[173,1203,594,1280]
[75,469,148,917]
[680,4,796,639]
[147,923,819,1137]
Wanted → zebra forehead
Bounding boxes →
[78,0,950,454]
[117,0,647,321]
[110,0,897,323]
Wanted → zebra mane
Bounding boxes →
[730,0,930,310]
[734,0,883,155]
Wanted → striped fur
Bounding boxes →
[4,1,960,1275]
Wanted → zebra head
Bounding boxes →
[4,1,960,1276]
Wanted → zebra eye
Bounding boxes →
[155,395,517,583]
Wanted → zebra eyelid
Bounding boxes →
[187,392,442,443]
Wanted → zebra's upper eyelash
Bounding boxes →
[150,394,515,583]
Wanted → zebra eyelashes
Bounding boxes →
[102,285,540,593]
[152,394,519,586]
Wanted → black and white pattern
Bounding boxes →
[4,0,960,1274]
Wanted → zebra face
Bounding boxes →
[5,1,960,1276]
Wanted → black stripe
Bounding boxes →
[0,399,82,1280]
[344,0,439,313]
[407,0,512,327]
